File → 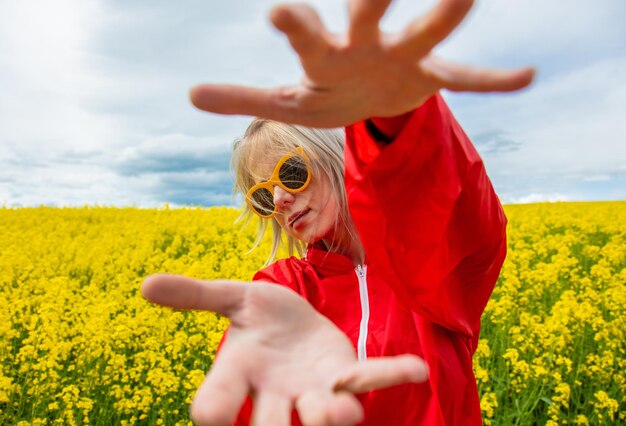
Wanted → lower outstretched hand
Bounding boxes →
[189,0,535,127]
[142,274,428,426]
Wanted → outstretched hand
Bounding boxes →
[189,0,534,127]
[142,275,428,426]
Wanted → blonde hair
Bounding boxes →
[231,118,359,265]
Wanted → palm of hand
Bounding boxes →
[142,275,427,426]
[221,287,359,424]
[190,0,534,127]
[223,282,356,390]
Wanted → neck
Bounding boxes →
[321,234,365,266]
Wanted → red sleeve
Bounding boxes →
[252,259,304,294]
[344,94,507,340]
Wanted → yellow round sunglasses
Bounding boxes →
[246,147,312,218]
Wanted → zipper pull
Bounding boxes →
[356,264,365,278]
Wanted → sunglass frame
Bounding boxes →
[245,147,312,218]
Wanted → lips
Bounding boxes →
[288,209,310,227]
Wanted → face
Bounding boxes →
[273,171,340,244]
[251,155,341,245]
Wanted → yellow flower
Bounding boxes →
[480,392,498,419]
[2,202,624,424]
[574,414,589,425]
[593,390,618,421]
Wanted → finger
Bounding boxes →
[392,0,473,58]
[190,83,333,126]
[190,355,249,426]
[348,0,392,43]
[270,3,332,59]
[296,390,363,426]
[296,390,330,426]
[251,392,291,426]
[421,56,536,92]
[326,392,363,426]
[333,354,429,393]
[190,83,282,117]
[141,274,247,318]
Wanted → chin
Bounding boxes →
[297,232,317,245]
[287,220,334,245]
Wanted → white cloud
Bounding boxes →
[0,0,122,152]
[583,175,611,182]
[506,193,571,205]
[1,0,624,206]
[422,0,626,71]
[449,55,626,179]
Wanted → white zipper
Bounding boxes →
[355,264,370,361]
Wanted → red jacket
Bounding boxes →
[233,95,507,425]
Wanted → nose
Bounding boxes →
[273,186,295,209]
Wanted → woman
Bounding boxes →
[142,0,534,424]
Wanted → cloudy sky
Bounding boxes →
[1,0,624,207]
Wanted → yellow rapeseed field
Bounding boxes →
[1,202,624,425]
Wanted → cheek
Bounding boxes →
[317,190,340,227]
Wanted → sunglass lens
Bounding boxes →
[279,156,309,190]
[250,187,274,216]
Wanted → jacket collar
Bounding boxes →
[305,241,359,277]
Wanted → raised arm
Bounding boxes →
[189,0,534,128]
[345,94,507,343]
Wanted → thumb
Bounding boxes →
[141,274,248,318]
[189,83,302,123]
[333,354,429,393]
